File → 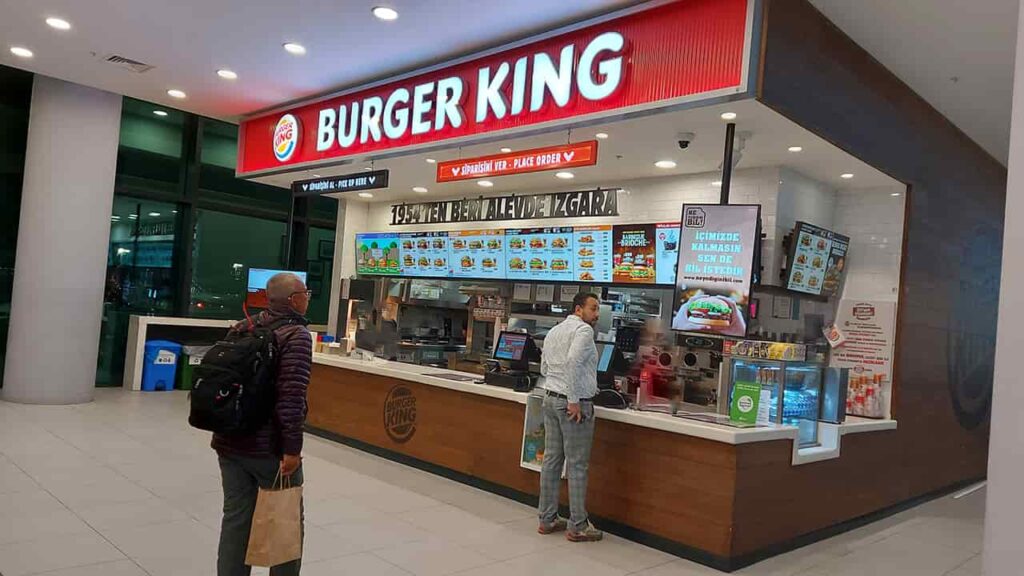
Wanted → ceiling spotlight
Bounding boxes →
[654,160,677,169]
[358,192,374,198]
[364,166,373,171]
[372,6,399,20]
[283,43,307,55]
[312,174,321,178]
[788,146,803,152]
[555,172,575,180]
[595,133,609,140]
[891,192,901,197]
[711,181,722,186]
[153,110,168,117]
[413,186,429,193]
[110,216,120,221]
[167,89,187,99]
[478,180,494,188]
[217,69,238,80]
[841,173,854,179]
[720,112,737,121]
[148,212,161,217]
[45,17,71,30]
[9,46,33,58]
[500,147,512,153]
[425,158,437,164]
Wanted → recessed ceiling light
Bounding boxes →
[788,146,803,152]
[128,214,138,219]
[45,17,71,31]
[153,110,168,117]
[841,173,854,179]
[312,174,321,178]
[478,180,494,188]
[358,192,374,198]
[425,158,437,164]
[720,112,737,120]
[595,132,609,140]
[9,46,33,58]
[364,166,373,171]
[711,180,722,186]
[654,160,677,169]
[283,43,306,55]
[167,89,187,99]
[891,192,901,197]
[110,216,120,221]
[372,6,399,20]
[148,212,161,217]
[412,186,429,193]
[217,69,238,80]
[500,147,512,153]
[172,210,178,213]
[555,172,575,179]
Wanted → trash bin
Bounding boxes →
[177,345,213,390]
[141,340,182,392]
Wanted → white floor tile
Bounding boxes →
[303,552,415,576]
[100,518,218,561]
[371,538,495,576]
[799,533,976,576]
[76,497,192,531]
[305,495,381,526]
[0,531,126,576]
[400,504,505,539]
[0,506,95,546]
[320,515,434,556]
[487,546,630,576]
[29,559,150,576]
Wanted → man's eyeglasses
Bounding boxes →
[289,290,313,298]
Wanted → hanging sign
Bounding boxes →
[292,170,390,196]
[437,141,598,182]
[237,0,755,176]
[390,188,618,225]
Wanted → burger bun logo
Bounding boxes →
[273,114,300,162]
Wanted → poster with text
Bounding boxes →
[829,300,896,418]
[572,225,613,283]
[355,232,401,275]
[449,229,505,279]
[399,232,450,277]
[821,231,850,297]
[612,224,657,283]
[505,227,574,281]
[671,204,759,337]
[655,222,682,285]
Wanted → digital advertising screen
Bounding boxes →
[505,227,575,282]
[449,229,506,279]
[399,232,450,277]
[655,222,681,285]
[246,268,309,308]
[572,225,613,283]
[786,222,849,297]
[355,233,401,275]
[612,224,657,284]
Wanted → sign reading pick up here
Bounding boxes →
[292,170,390,196]
[390,188,618,225]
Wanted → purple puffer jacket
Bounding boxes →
[211,307,312,458]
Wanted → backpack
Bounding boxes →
[187,318,293,434]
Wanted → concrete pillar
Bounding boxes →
[984,1,1024,572]
[1,76,121,404]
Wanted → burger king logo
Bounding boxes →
[273,114,300,162]
[383,385,417,444]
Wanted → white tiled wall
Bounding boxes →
[833,186,907,302]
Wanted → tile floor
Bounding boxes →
[0,389,986,576]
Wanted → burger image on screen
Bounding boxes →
[685,296,734,327]
[418,257,429,267]
[461,256,474,268]
[551,259,568,271]
[529,258,546,270]
[793,271,804,284]
[552,237,568,248]
[434,258,446,267]
[580,259,594,269]
[530,238,546,249]
[800,235,811,247]
[432,239,445,249]
[452,239,466,249]
[417,239,429,249]
[403,254,415,267]
[482,258,496,268]
[579,271,594,281]
[510,238,525,249]
[509,257,526,270]
[487,239,501,250]
[402,240,414,250]
[469,240,483,249]
[579,234,594,244]
[578,248,594,257]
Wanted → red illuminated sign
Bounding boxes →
[436,141,598,182]
[238,0,754,176]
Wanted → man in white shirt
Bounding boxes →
[537,292,603,542]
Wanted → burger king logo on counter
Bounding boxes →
[273,114,300,162]
[383,385,417,444]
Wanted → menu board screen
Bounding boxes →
[655,223,681,285]
[505,227,575,281]
[572,226,613,283]
[399,232,450,277]
[355,233,401,275]
[786,222,849,296]
[612,224,657,284]
[450,230,505,279]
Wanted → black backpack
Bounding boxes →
[187,318,292,434]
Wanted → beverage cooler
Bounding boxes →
[720,356,848,447]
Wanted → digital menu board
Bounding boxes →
[399,232,449,277]
[572,226,613,283]
[505,227,575,282]
[655,223,681,285]
[450,230,506,279]
[355,233,401,275]
[612,224,657,284]
[786,222,848,296]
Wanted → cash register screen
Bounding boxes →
[494,332,528,361]
[597,344,615,373]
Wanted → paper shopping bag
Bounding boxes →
[245,475,303,567]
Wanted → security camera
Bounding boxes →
[677,132,696,150]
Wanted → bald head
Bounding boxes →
[266,273,306,308]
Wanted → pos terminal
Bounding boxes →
[484,331,539,392]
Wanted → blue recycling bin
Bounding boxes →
[142,340,182,392]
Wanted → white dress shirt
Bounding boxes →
[540,314,598,403]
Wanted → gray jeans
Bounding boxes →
[537,395,595,532]
[218,454,304,576]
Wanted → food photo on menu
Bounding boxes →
[573,225,613,283]
[612,224,657,283]
[449,230,505,278]
[671,289,748,337]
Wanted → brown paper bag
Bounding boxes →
[245,472,303,567]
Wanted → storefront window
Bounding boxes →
[96,197,180,386]
[199,121,291,218]
[116,98,184,197]
[306,227,335,324]
[191,210,287,319]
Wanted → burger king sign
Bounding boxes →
[273,114,300,162]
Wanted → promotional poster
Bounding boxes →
[612,224,657,283]
[671,204,760,337]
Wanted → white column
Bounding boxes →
[984,1,1024,572]
[1,76,121,405]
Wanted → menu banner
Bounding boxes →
[399,232,449,277]
[506,227,574,281]
[671,204,760,337]
[655,222,681,285]
[449,230,505,279]
[787,222,850,297]
[355,233,401,275]
[573,225,613,283]
[612,224,657,283]
[436,141,598,182]
[389,188,618,225]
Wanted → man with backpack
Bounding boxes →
[200,272,313,576]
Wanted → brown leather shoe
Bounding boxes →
[538,518,568,535]
[566,520,603,542]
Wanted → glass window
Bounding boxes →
[116,98,184,196]
[96,197,180,386]
[306,227,336,325]
[309,196,340,224]
[199,120,291,218]
[191,210,287,318]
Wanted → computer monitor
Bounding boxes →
[246,268,309,308]
[597,343,615,373]
[494,332,529,362]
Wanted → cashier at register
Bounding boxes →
[537,292,603,542]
